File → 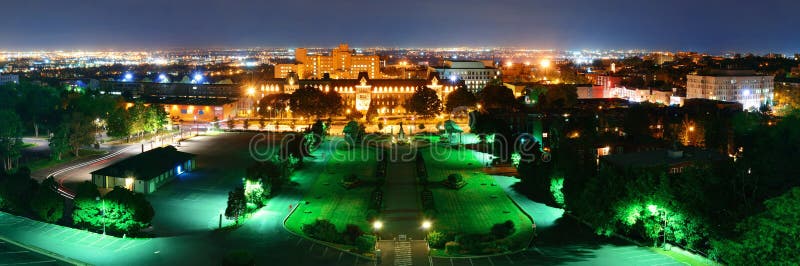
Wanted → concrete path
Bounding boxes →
[382,146,423,240]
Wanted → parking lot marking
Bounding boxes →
[0,259,57,265]
[0,250,29,254]
[487,256,495,266]
[505,255,514,264]
[338,251,344,262]
[322,247,328,257]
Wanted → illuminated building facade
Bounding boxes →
[430,60,499,93]
[275,43,381,79]
[686,70,774,109]
[259,72,457,114]
[0,74,19,85]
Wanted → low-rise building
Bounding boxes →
[430,60,499,93]
[0,74,19,85]
[91,146,195,194]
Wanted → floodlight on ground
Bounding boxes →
[373,221,383,230]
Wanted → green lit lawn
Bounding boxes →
[285,145,378,241]
[421,148,534,255]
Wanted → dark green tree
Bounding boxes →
[48,123,70,160]
[713,187,800,265]
[30,177,64,223]
[290,87,325,118]
[445,85,477,112]
[0,168,38,212]
[66,113,96,157]
[0,110,24,171]
[322,90,344,118]
[404,86,443,117]
[225,187,247,224]
[477,85,516,112]
[342,120,365,145]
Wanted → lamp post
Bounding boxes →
[194,115,198,136]
[421,220,432,239]
[372,220,383,240]
[96,196,106,235]
[648,204,668,249]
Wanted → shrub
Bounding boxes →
[491,220,516,239]
[421,189,436,218]
[302,219,341,243]
[444,241,460,254]
[447,174,463,183]
[444,174,467,189]
[427,231,448,248]
[343,224,364,244]
[340,174,361,189]
[355,234,377,253]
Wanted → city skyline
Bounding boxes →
[1,0,798,53]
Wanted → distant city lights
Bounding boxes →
[123,73,133,82]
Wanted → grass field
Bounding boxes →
[420,147,534,255]
[285,145,378,241]
[22,149,108,171]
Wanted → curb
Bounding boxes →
[0,235,90,266]
[281,201,376,261]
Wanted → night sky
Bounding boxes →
[2,0,798,53]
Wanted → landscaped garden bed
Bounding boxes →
[419,148,534,257]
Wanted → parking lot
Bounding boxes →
[0,239,70,266]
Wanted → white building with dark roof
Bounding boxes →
[686,70,774,109]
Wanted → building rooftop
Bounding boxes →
[140,97,237,106]
[91,146,194,180]
[602,148,726,169]
[691,69,770,77]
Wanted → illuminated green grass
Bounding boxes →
[421,148,534,254]
[285,147,377,239]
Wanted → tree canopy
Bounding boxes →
[477,85,516,111]
[404,86,442,117]
[445,85,477,112]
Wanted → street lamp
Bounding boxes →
[421,220,432,230]
[96,196,106,235]
[647,204,668,250]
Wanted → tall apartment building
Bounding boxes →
[429,60,499,93]
[686,70,774,109]
[274,43,381,79]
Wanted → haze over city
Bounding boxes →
[2,1,800,266]
[2,0,799,53]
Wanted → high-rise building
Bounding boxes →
[686,70,774,109]
[274,43,381,79]
[429,60,499,93]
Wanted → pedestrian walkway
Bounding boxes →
[382,146,423,240]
